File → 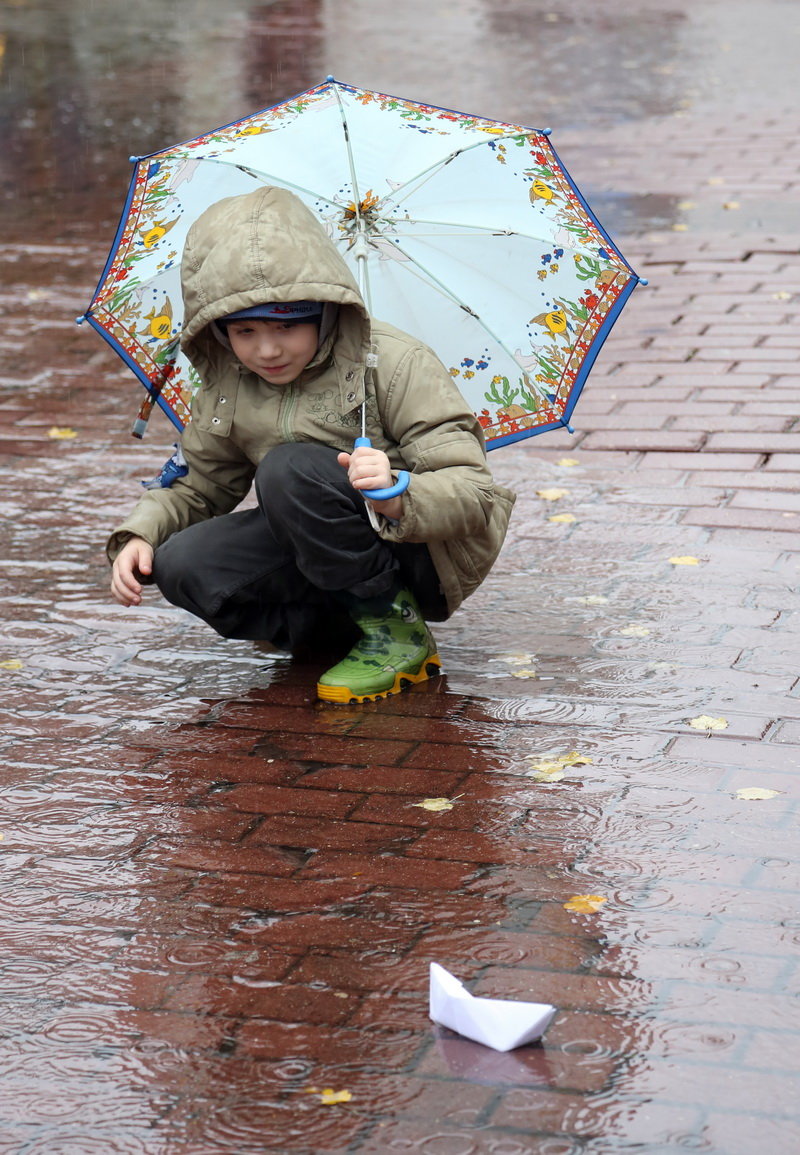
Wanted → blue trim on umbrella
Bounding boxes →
[562,274,640,426]
[127,80,336,164]
[488,420,566,450]
[546,137,640,280]
[486,274,642,452]
[126,77,551,168]
[325,78,551,136]
[81,314,185,433]
[86,161,142,304]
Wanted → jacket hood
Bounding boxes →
[180,186,371,381]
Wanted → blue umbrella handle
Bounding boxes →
[353,436,410,501]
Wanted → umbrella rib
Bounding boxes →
[378,235,551,401]
[381,133,531,212]
[188,156,345,212]
[331,84,374,311]
[380,217,591,256]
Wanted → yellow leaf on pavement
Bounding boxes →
[557,457,580,467]
[564,894,607,913]
[496,652,535,666]
[511,668,538,679]
[413,797,455,812]
[319,1089,353,1105]
[48,426,78,439]
[689,715,728,731]
[531,766,565,782]
[306,1087,353,1105]
[548,513,576,523]
[527,751,592,781]
[618,625,651,637]
[669,556,700,566]
[0,659,23,671]
[735,787,780,801]
[559,751,593,767]
[536,487,570,501]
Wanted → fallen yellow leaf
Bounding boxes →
[531,766,565,782]
[496,652,535,666]
[735,787,780,801]
[672,223,689,231]
[773,291,792,301]
[48,426,78,439]
[413,797,455,812]
[618,625,651,637]
[548,513,577,523]
[557,457,580,467]
[560,752,593,767]
[564,894,607,913]
[669,556,700,566]
[306,1087,353,1105]
[0,659,23,671]
[527,751,592,780]
[511,668,538,679]
[536,487,570,501]
[689,715,728,731]
[319,1089,353,1105]
[722,201,740,210]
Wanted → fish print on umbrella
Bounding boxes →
[80,78,645,459]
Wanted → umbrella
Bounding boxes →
[79,77,645,458]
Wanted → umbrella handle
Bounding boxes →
[353,437,410,501]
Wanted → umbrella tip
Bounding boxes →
[128,154,141,164]
[325,74,336,83]
[75,314,86,325]
[542,128,553,136]
[639,277,650,286]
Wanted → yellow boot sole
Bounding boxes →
[317,654,442,705]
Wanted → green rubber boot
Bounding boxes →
[317,588,441,704]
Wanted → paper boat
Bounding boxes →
[429,962,556,1052]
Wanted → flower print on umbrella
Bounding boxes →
[80,78,643,444]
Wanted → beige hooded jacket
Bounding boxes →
[108,186,516,615]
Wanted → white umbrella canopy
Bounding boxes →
[81,78,644,448]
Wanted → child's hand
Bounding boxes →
[111,537,154,607]
[337,446,403,520]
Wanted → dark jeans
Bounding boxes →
[152,443,446,651]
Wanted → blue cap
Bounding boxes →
[220,301,323,323]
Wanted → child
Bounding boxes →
[108,186,515,703]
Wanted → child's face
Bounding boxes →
[226,318,320,385]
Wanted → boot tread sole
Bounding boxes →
[317,655,441,704]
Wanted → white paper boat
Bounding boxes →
[429,962,556,1052]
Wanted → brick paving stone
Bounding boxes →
[4,14,800,1155]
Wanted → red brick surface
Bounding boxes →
[2,12,800,1155]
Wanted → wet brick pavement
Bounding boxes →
[1,3,800,1153]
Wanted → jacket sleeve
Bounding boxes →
[106,393,256,562]
[375,343,501,544]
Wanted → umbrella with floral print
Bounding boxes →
[79,77,645,450]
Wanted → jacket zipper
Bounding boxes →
[279,386,299,443]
